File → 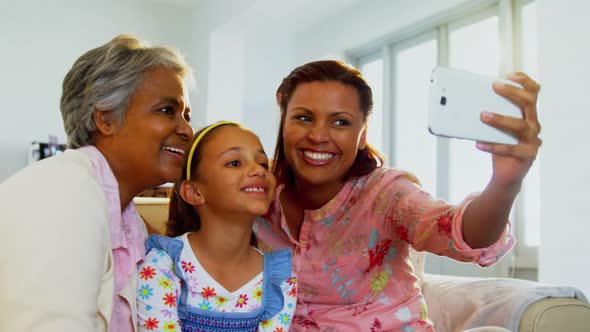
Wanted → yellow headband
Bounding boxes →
[186,120,238,180]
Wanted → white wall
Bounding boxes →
[537,0,590,298]
[205,30,245,124]
[0,0,192,182]
[191,0,319,153]
[240,31,294,154]
[187,0,260,128]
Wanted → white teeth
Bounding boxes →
[244,187,265,193]
[303,151,334,160]
[163,147,185,155]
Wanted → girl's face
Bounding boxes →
[102,67,193,189]
[282,81,366,191]
[195,126,276,217]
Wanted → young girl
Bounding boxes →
[253,60,542,331]
[137,121,297,332]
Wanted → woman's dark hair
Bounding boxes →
[273,60,384,185]
[166,123,239,237]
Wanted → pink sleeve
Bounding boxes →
[384,174,514,267]
[450,195,515,267]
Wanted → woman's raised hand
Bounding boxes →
[476,72,542,189]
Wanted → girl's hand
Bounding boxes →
[476,72,542,189]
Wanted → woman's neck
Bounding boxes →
[292,178,346,210]
[117,182,138,212]
[93,144,150,211]
[114,172,151,212]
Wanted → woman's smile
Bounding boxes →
[299,149,337,166]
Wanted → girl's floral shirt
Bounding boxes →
[253,167,514,331]
[137,234,298,332]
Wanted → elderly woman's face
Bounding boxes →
[108,67,193,188]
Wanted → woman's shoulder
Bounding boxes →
[0,149,109,237]
[1,149,95,191]
[343,167,424,208]
[359,166,421,188]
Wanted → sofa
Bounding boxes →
[135,197,590,332]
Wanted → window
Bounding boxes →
[351,0,539,277]
[392,33,438,195]
[359,55,384,154]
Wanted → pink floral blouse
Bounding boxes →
[253,167,514,331]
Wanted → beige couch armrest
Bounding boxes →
[134,197,169,235]
[519,297,590,332]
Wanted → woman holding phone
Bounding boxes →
[254,60,541,331]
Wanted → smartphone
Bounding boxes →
[428,66,523,145]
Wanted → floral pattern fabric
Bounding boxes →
[137,234,297,332]
[253,167,514,331]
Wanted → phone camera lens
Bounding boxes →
[440,96,447,106]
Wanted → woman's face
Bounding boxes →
[105,67,193,189]
[196,126,276,218]
[282,81,366,190]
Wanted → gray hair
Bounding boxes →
[60,34,195,148]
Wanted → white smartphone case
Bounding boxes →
[428,66,523,145]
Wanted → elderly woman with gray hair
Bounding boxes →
[0,34,194,331]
